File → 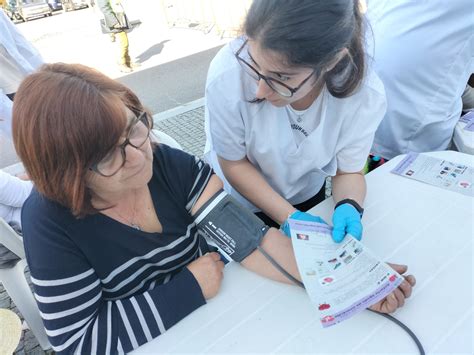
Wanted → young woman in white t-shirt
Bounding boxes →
[204,0,387,242]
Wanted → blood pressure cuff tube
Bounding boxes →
[193,189,270,262]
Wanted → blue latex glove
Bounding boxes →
[332,203,363,243]
[281,210,327,238]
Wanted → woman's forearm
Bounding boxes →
[191,174,300,284]
[218,156,295,224]
[241,228,301,285]
[331,171,366,206]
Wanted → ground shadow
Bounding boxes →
[117,44,224,113]
[135,40,170,64]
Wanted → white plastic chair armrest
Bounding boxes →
[0,218,25,259]
[151,129,183,150]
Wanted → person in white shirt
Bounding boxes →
[366,0,474,160]
[0,9,39,266]
[0,170,32,268]
[0,91,14,137]
[204,0,387,243]
[0,9,43,136]
[0,170,31,230]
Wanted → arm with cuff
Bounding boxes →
[191,175,301,285]
[218,157,326,237]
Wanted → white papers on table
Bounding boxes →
[459,111,474,132]
[289,220,403,328]
[391,152,473,196]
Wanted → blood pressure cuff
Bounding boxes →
[193,189,270,262]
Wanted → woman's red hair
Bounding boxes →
[13,63,145,217]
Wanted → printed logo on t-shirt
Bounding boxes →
[291,123,309,137]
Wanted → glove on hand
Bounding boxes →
[332,203,362,243]
[281,210,327,238]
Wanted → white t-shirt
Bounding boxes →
[0,10,43,75]
[204,37,387,211]
[0,90,13,136]
[0,170,32,229]
[366,0,474,159]
[0,9,43,136]
[0,44,24,95]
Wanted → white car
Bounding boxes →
[62,0,89,12]
[13,0,53,21]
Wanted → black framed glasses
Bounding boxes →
[91,111,152,177]
[235,39,315,98]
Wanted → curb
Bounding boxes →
[152,98,205,123]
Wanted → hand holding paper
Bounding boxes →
[369,264,416,313]
[288,219,415,327]
[281,210,327,238]
[332,203,363,242]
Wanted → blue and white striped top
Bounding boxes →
[21,144,215,354]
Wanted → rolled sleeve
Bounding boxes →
[205,80,246,162]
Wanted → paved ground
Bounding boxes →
[0,267,46,355]
[155,105,207,158]
[13,3,229,113]
[0,2,230,168]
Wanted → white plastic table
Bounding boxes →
[133,151,473,354]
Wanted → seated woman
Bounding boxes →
[12,63,416,354]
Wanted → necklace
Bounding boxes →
[286,82,324,123]
[112,190,141,231]
[286,104,309,123]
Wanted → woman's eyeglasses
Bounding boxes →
[90,111,151,177]
[235,39,315,98]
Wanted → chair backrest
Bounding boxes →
[151,129,183,150]
[0,218,25,260]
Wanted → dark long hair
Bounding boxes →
[244,0,365,98]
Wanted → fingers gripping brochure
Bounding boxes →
[289,219,403,328]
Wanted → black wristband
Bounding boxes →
[334,199,364,217]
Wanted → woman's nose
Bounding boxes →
[255,79,274,100]
[124,142,146,163]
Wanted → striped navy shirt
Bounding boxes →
[22,144,215,354]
